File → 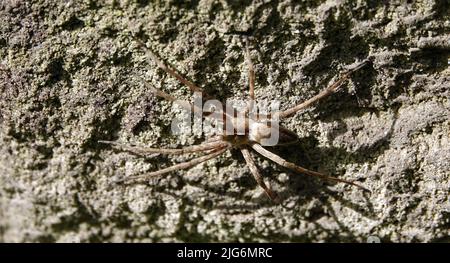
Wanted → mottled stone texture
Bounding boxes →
[0,0,449,242]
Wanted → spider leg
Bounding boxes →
[114,146,229,184]
[276,60,370,119]
[135,39,214,100]
[139,79,197,113]
[205,135,224,143]
[99,140,228,156]
[244,37,255,112]
[251,144,370,192]
[139,75,229,123]
[241,147,278,201]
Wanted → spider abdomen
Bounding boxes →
[248,121,299,146]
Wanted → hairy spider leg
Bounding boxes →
[135,38,215,100]
[241,147,278,201]
[99,140,228,155]
[277,60,370,119]
[244,37,256,113]
[251,144,370,192]
[114,146,230,184]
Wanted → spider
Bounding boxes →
[100,37,370,202]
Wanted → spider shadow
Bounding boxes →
[251,108,396,239]
[207,73,392,240]
[308,191,378,242]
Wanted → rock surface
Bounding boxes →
[0,0,449,242]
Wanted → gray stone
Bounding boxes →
[0,0,449,242]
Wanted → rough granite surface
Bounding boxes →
[0,0,449,242]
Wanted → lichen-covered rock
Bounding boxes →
[0,0,449,242]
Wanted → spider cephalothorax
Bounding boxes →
[100,37,370,202]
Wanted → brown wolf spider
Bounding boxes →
[100,38,370,202]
